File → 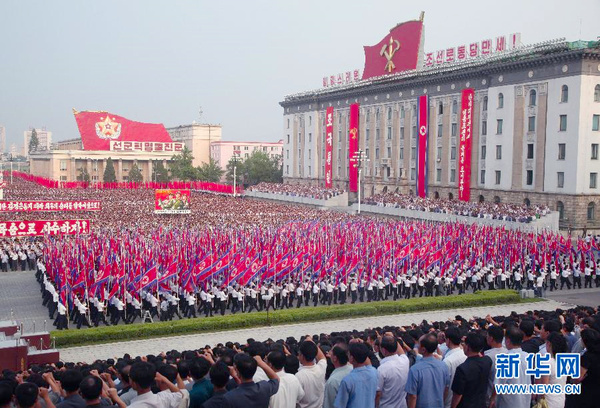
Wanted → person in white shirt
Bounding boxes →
[376,335,410,408]
[266,350,305,408]
[296,337,327,408]
[129,362,186,408]
[442,327,467,408]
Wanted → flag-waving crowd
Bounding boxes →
[2,177,600,330]
[1,305,599,408]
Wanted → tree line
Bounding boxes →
[78,147,282,186]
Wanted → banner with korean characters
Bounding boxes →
[0,201,101,212]
[0,219,91,237]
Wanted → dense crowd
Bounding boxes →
[249,183,345,201]
[1,306,599,408]
[364,193,551,223]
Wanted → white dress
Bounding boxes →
[544,356,566,408]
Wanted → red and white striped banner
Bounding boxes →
[0,219,90,237]
[325,107,334,188]
[458,88,474,201]
[416,95,429,198]
[0,201,101,212]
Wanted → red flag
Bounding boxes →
[73,110,172,151]
[362,19,424,80]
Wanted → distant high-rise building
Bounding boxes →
[10,144,17,156]
[24,127,52,156]
[0,125,5,153]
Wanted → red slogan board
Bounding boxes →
[348,104,359,192]
[325,107,334,188]
[0,220,90,237]
[458,89,474,201]
[0,201,101,212]
[155,189,191,214]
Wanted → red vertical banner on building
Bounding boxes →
[325,107,334,188]
[416,95,429,198]
[348,103,360,192]
[458,88,474,201]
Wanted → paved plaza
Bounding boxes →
[58,298,568,363]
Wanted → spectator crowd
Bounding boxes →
[364,193,551,223]
[249,183,345,201]
[1,305,599,408]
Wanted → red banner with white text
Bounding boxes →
[416,95,429,198]
[0,219,90,237]
[458,88,475,201]
[325,107,334,188]
[348,103,360,192]
[0,201,101,212]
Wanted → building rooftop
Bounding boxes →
[281,39,600,106]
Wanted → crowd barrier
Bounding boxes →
[353,203,560,232]
[246,190,349,208]
[9,172,242,195]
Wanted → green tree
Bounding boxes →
[76,167,90,183]
[240,151,282,186]
[197,158,224,182]
[28,129,39,153]
[169,146,198,181]
[103,157,117,182]
[152,161,170,183]
[128,163,143,183]
[225,156,244,184]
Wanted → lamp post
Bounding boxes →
[231,152,240,198]
[351,150,369,214]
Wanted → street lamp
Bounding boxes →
[231,152,240,198]
[351,149,369,214]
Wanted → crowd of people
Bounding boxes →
[364,193,551,223]
[1,305,599,408]
[2,178,600,331]
[249,183,345,201]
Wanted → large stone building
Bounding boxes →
[166,123,222,167]
[210,140,283,169]
[281,24,600,230]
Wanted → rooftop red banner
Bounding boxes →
[0,201,101,212]
[348,104,359,192]
[362,19,424,80]
[0,219,90,237]
[73,110,173,151]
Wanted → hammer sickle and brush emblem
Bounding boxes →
[380,36,401,73]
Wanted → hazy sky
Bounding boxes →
[0,0,598,149]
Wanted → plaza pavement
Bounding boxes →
[58,298,568,363]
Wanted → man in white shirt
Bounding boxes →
[442,327,466,408]
[376,335,410,408]
[129,362,185,408]
[266,350,304,408]
[295,337,327,408]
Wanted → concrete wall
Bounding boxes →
[353,203,559,232]
[246,190,348,208]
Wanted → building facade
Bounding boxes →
[210,140,283,169]
[0,125,5,154]
[24,128,52,155]
[281,40,600,229]
[166,123,222,167]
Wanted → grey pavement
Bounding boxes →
[546,287,600,307]
[0,270,51,332]
[59,298,567,363]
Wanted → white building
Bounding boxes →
[166,123,222,167]
[210,140,283,170]
[281,39,600,229]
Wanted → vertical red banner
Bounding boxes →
[348,103,360,192]
[325,107,334,188]
[458,88,474,201]
[416,95,429,198]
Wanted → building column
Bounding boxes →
[117,159,123,182]
[147,160,153,182]
[86,159,92,181]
